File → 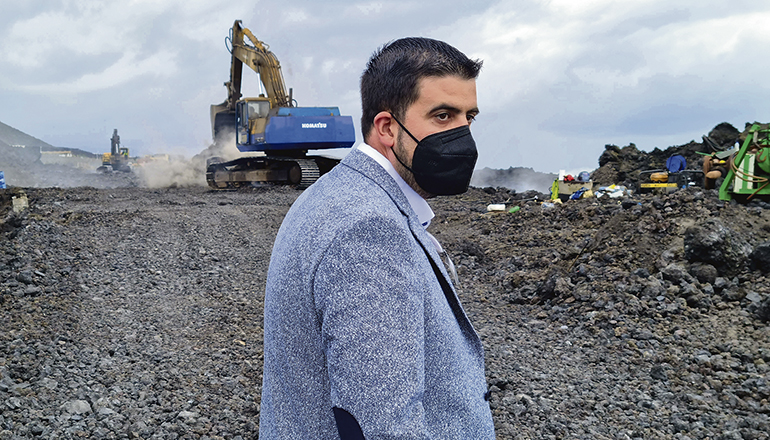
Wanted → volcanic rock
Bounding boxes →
[683,218,753,277]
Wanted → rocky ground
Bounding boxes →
[2,120,770,439]
[1,180,769,440]
[431,187,770,440]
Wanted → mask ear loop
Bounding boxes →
[389,113,421,143]
[389,113,420,173]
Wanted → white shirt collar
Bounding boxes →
[357,143,434,228]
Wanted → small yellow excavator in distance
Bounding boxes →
[97,129,131,173]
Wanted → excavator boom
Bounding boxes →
[222,20,290,112]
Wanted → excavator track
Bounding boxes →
[268,157,321,189]
[206,156,328,189]
[295,159,320,188]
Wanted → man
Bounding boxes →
[259,37,495,439]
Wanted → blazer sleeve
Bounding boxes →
[313,215,432,440]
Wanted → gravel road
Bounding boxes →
[1,184,769,439]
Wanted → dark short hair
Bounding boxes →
[360,37,482,141]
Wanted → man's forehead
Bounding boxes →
[414,75,477,109]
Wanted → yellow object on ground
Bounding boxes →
[550,180,559,200]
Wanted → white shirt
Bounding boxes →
[357,143,434,228]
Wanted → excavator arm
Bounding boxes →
[233,24,291,108]
[211,20,292,138]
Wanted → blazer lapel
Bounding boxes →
[408,222,483,351]
[340,149,483,349]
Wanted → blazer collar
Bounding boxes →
[340,147,448,282]
[356,144,434,227]
[340,147,418,221]
[340,147,484,352]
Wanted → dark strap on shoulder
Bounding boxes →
[333,406,365,440]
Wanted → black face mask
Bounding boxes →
[390,114,478,196]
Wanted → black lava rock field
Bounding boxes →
[1,181,770,440]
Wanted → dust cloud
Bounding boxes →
[133,158,207,188]
[471,167,557,194]
[0,147,110,188]
[134,132,243,188]
[0,132,250,189]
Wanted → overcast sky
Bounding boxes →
[1,0,768,173]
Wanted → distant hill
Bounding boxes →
[0,120,44,164]
[0,120,97,159]
[0,120,55,150]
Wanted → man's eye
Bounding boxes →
[467,114,477,122]
[436,113,450,121]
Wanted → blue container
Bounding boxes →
[0,171,5,189]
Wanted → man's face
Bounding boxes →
[393,75,479,197]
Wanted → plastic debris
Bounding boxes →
[0,171,5,189]
[595,185,631,198]
[487,203,506,212]
[569,188,588,200]
[666,155,687,172]
[508,206,521,214]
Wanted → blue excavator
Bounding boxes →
[206,20,355,189]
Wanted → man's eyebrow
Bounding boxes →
[428,104,480,115]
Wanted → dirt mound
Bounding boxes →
[592,140,705,188]
[708,122,741,148]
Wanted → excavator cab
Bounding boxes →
[236,97,271,145]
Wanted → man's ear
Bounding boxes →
[372,111,396,148]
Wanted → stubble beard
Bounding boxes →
[394,130,435,199]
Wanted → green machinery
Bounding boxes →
[703,124,770,201]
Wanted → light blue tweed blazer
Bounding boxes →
[259,147,495,439]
